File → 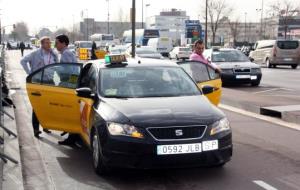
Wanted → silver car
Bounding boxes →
[204,48,262,86]
[249,40,300,69]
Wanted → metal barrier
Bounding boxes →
[0,45,18,164]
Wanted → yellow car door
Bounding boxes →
[178,61,222,106]
[26,63,83,133]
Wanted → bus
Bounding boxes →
[90,34,114,48]
[122,29,160,46]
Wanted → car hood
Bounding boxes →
[214,61,260,69]
[98,96,224,127]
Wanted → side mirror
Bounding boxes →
[202,85,214,95]
[250,57,254,62]
[76,87,94,98]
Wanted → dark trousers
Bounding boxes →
[32,111,40,133]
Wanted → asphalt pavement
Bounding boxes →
[4,50,300,190]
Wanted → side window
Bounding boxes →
[42,64,81,89]
[208,66,220,80]
[31,70,43,84]
[190,63,210,82]
[180,63,210,83]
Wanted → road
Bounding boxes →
[6,50,300,190]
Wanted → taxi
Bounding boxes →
[26,55,232,175]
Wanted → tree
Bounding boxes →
[202,0,232,45]
[9,22,29,41]
[228,18,240,46]
[270,0,300,39]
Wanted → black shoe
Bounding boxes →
[34,130,42,138]
[58,139,76,146]
[43,129,51,134]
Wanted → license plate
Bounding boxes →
[236,75,250,79]
[284,58,292,61]
[250,75,257,80]
[157,140,218,155]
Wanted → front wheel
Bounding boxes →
[251,80,260,87]
[291,64,298,69]
[92,128,109,175]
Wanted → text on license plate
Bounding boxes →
[236,75,250,79]
[157,140,218,155]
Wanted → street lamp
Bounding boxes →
[205,0,208,48]
[131,0,136,58]
[106,0,110,34]
[145,4,150,29]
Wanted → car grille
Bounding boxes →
[233,68,251,73]
[147,125,207,141]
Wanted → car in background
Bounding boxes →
[126,46,163,59]
[169,47,192,60]
[204,48,262,86]
[249,39,300,69]
[109,45,127,55]
[74,41,93,59]
[147,37,173,57]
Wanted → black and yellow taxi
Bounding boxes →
[26,55,232,175]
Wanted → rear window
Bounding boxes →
[277,41,299,50]
[179,48,190,51]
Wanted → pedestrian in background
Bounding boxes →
[20,36,58,138]
[55,34,79,146]
[91,41,97,60]
[19,41,26,57]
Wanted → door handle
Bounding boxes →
[31,92,42,96]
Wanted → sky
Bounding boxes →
[0,0,294,35]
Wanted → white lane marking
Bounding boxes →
[252,88,280,94]
[219,104,300,131]
[253,180,278,190]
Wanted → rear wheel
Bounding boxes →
[92,128,109,176]
[168,53,172,60]
[291,64,298,69]
[176,55,179,60]
[266,59,272,68]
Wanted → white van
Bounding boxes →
[249,40,300,69]
[147,37,173,56]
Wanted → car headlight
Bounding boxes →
[251,68,261,73]
[107,123,144,138]
[210,118,231,136]
[221,69,233,74]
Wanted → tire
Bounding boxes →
[251,80,260,87]
[176,55,179,60]
[266,59,272,68]
[168,54,172,60]
[92,127,109,175]
[291,64,298,69]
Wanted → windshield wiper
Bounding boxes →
[103,95,130,99]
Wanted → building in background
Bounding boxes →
[80,18,143,40]
[146,9,190,45]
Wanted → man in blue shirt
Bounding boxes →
[20,36,58,138]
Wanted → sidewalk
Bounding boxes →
[222,87,300,124]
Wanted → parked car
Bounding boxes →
[169,47,192,60]
[126,46,163,59]
[249,39,300,69]
[147,37,173,57]
[109,45,127,55]
[204,48,262,86]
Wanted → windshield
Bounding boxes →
[212,50,250,63]
[79,42,93,48]
[100,67,201,98]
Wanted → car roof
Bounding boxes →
[87,57,179,69]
